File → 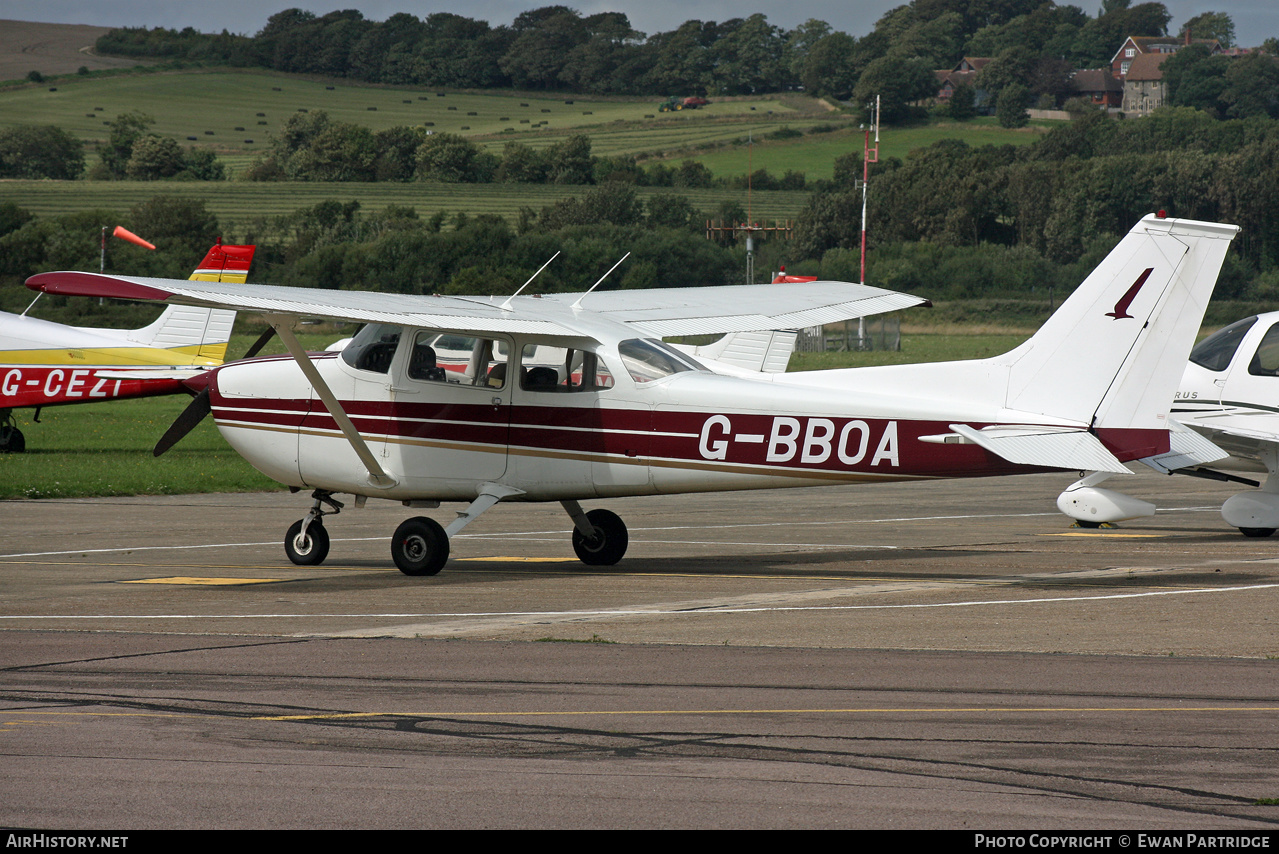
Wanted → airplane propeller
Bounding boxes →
[153,325,277,457]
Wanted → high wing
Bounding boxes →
[24,273,928,341]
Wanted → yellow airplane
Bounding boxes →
[0,242,254,452]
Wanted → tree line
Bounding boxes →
[94,2,1265,121]
[794,107,1279,302]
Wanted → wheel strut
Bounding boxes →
[284,490,343,566]
[299,489,343,539]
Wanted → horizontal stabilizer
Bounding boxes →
[93,368,207,381]
[1137,420,1229,474]
[678,330,798,373]
[949,423,1130,474]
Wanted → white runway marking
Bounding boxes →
[3,583,1275,622]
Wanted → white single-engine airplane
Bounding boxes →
[25,214,1238,576]
[1057,308,1279,536]
[1,243,255,452]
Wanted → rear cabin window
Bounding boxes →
[1189,317,1258,372]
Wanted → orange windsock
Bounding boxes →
[112,225,156,250]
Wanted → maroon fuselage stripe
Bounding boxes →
[209,390,1172,480]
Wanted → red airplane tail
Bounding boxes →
[191,243,255,284]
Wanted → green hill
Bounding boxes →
[1,67,1052,183]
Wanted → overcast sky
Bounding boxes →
[6,1,1278,45]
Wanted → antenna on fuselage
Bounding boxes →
[571,252,630,309]
[501,251,560,310]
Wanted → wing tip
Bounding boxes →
[26,272,174,302]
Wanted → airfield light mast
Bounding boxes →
[858,96,880,349]
[860,95,879,286]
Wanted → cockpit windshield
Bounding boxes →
[340,323,401,374]
[1189,316,1257,372]
[617,339,706,384]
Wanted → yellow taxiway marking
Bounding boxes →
[121,577,285,586]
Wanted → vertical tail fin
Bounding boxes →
[125,243,256,360]
[998,215,1238,432]
[190,243,255,284]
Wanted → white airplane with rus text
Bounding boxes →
[1058,308,1279,536]
[25,214,1238,576]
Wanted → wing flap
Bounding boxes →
[559,282,927,336]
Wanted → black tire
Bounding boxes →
[0,425,24,454]
[285,519,330,566]
[1074,519,1103,529]
[392,516,449,576]
[571,509,628,566]
[1239,527,1276,538]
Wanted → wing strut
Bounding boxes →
[268,316,397,489]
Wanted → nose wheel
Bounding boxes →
[285,518,330,565]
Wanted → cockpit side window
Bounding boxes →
[407,332,448,382]
[1249,323,1279,377]
[1189,317,1258,372]
[340,323,401,374]
[405,332,509,388]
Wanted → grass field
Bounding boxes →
[1,329,1031,500]
[691,118,1048,181]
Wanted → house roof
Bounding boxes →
[1072,68,1124,93]
[936,69,979,87]
[1125,52,1169,81]
[1111,34,1223,65]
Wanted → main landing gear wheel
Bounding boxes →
[0,415,23,454]
[392,516,449,576]
[285,519,330,565]
[572,508,628,566]
[1238,527,1276,538]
